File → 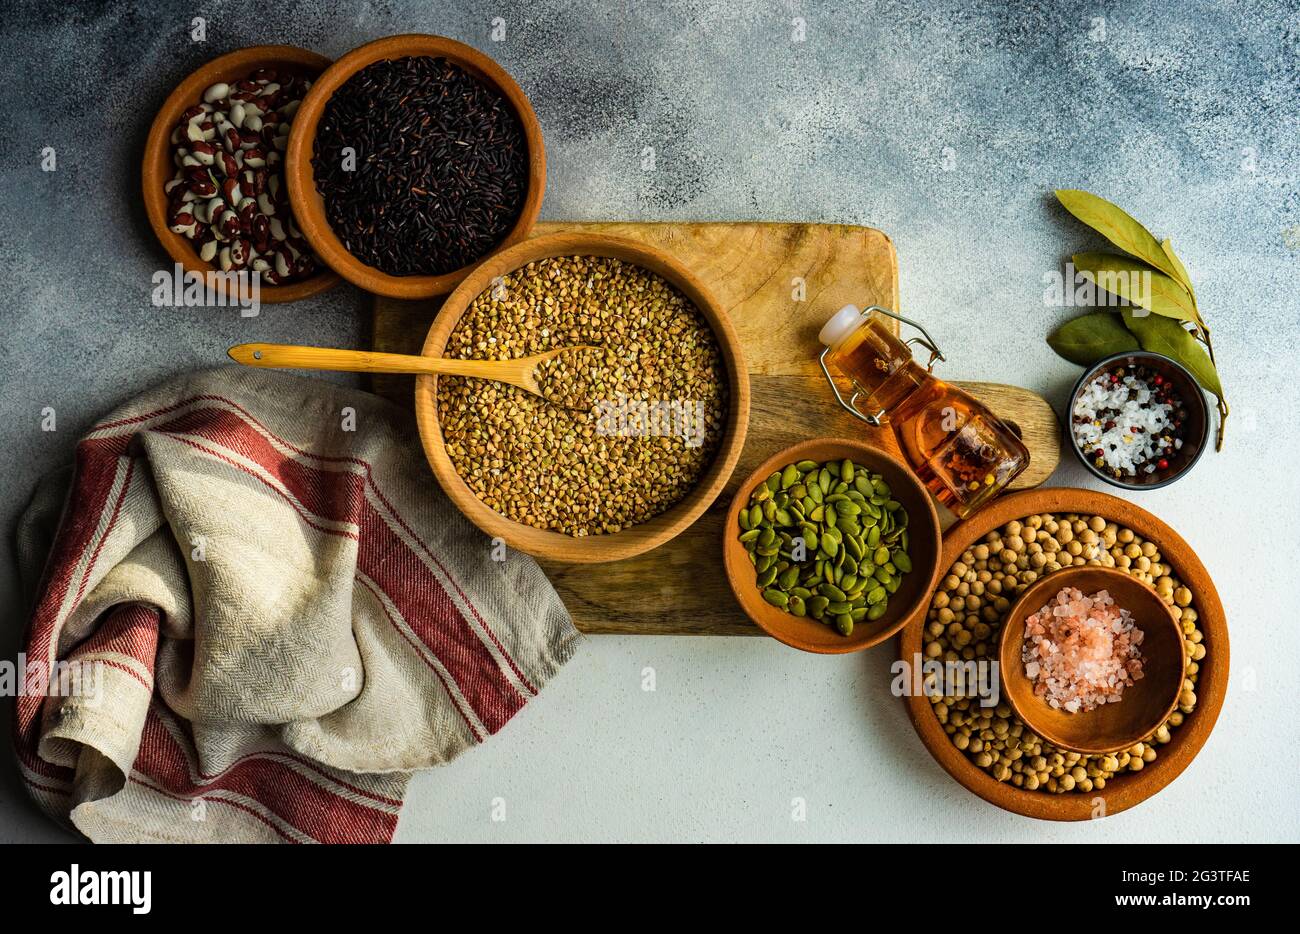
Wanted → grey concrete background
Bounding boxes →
[1,0,1296,842]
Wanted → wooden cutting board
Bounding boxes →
[371,221,1061,635]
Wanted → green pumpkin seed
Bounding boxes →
[867,603,887,621]
[819,583,847,601]
[762,588,789,608]
[795,460,819,472]
[840,572,859,593]
[748,504,763,528]
[808,596,829,618]
[850,606,868,622]
[835,614,854,636]
[757,566,779,588]
[866,585,886,605]
[778,566,800,590]
[789,595,806,617]
[844,535,864,561]
[780,464,800,489]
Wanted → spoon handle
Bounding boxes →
[228,342,511,380]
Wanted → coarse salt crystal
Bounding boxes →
[1019,586,1145,713]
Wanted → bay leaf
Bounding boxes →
[1159,238,1206,333]
[1121,309,1224,398]
[1073,252,1197,323]
[1047,312,1139,366]
[1159,238,1196,299]
[1056,189,1183,281]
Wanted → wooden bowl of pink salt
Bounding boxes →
[998,567,1186,756]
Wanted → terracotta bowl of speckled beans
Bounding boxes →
[285,33,546,300]
[142,45,341,303]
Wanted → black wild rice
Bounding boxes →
[312,56,528,277]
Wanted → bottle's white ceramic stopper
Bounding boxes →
[818,304,864,349]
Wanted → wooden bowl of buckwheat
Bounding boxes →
[414,232,750,563]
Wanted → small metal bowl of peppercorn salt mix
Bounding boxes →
[722,438,942,654]
[1068,351,1209,491]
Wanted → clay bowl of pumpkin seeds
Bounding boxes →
[723,438,942,654]
[416,231,750,564]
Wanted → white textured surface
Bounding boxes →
[2,0,1298,842]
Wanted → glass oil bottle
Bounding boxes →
[818,305,1029,519]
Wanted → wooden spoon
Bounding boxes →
[227,342,595,404]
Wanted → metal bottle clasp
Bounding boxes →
[818,306,947,427]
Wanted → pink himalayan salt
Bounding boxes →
[1020,587,1144,713]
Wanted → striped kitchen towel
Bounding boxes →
[13,367,580,843]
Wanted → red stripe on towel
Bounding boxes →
[135,709,398,844]
[70,603,160,675]
[16,451,134,779]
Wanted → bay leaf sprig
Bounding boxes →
[1046,311,1138,365]
[1049,189,1228,449]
